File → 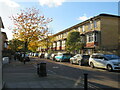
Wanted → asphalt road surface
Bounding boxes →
[30,57,120,89]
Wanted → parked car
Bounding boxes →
[44,53,48,58]
[38,53,41,57]
[89,53,120,71]
[2,57,9,64]
[50,53,57,61]
[44,53,52,59]
[70,54,90,66]
[55,53,72,62]
[39,53,44,58]
[19,53,30,62]
[31,53,34,56]
[34,53,39,57]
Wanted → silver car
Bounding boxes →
[70,54,90,66]
[89,53,120,71]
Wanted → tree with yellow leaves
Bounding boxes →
[39,35,55,53]
[10,8,52,53]
[28,40,39,52]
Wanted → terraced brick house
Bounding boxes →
[39,14,120,56]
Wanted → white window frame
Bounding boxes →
[82,25,85,32]
[53,43,56,47]
[87,33,98,42]
[62,40,66,47]
[78,27,81,32]
[57,41,61,47]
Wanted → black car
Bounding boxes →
[19,53,30,62]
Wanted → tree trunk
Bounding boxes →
[24,41,28,58]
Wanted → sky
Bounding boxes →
[0,0,119,40]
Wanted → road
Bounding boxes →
[30,57,120,89]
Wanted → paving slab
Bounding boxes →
[2,60,101,89]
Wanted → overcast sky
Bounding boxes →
[0,0,119,40]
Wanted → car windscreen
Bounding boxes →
[63,54,71,56]
[91,55,108,60]
[83,55,90,59]
[104,55,120,60]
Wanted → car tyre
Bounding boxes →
[55,59,57,62]
[107,65,113,72]
[70,60,73,64]
[60,59,62,62]
[90,62,94,68]
[78,61,82,66]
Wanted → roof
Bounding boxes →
[52,13,119,36]
[0,17,4,29]
[99,13,120,18]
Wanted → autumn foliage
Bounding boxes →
[10,8,52,52]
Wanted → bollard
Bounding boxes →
[40,62,47,77]
[84,73,88,90]
[37,63,40,75]
[23,58,26,64]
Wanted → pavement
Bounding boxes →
[2,58,102,90]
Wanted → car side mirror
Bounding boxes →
[102,58,108,61]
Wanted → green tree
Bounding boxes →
[66,31,84,53]
[8,39,24,52]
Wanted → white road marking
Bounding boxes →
[33,64,57,75]
[33,64,37,68]
[52,66,59,68]
[47,70,57,74]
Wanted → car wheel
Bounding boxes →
[78,61,82,66]
[55,59,57,62]
[107,65,113,72]
[70,60,73,64]
[60,59,62,62]
[90,62,94,68]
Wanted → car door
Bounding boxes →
[76,55,82,64]
[90,55,100,67]
[72,56,77,63]
[94,55,107,68]
[96,56,108,68]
